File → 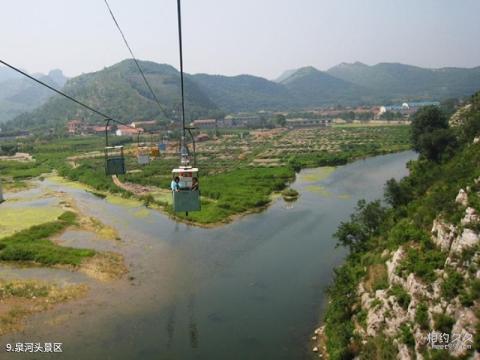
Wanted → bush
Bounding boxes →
[415,302,429,330]
[399,323,415,348]
[441,269,464,300]
[388,285,411,310]
[397,245,446,283]
[360,335,397,360]
[388,218,429,246]
[433,313,455,334]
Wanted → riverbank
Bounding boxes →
[318,99,480,358]
[0,150,416,359]
[0,184,127,336]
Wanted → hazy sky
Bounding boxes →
[1,0,480,79]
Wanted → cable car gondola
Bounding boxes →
[149,134,160,157]
[171,0,200,215]
[158,135,168,153]
[136,131,151,165]
[104,119,126,176]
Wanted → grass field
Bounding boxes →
[0,212,95,266]
[0,124,411,224]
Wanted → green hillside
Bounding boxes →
[5,60,480,131]
[6,60,219,131]
[328,62,480,102]
[279,66,375,107]
[191,73,295,112]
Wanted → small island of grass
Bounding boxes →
[282,188,299,202]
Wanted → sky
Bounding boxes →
[1,0,480,79]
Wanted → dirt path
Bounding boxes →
[111,175,154,196]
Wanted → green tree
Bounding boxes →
[334,200,387,253]
[411,106,448,151]
[411,106,457,161]
[273,114,286,127]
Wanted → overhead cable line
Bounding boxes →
[176,0,187,138]
[103,0,171,121]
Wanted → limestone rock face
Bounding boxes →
[461,207,479,226]
[450,228,480,254]
[455,189,468,207]
[397,343,411,360]
[347,183,480,357]
[450,308,477,357]
[405,273,431,299]
[431,219,456,252]
[386,247,404,283]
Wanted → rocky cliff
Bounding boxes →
[316,94,480,359]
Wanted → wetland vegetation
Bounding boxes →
[1,124,410,225]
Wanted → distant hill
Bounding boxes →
[273,69,297,83]
[0,68,67,123]
[278,66,375,107]
[4,59,480,131]
[327,62,480,102]
[9,60,220,131]
[191,74,295,112]
[0,67,22,82]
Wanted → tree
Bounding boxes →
[411,106,448,151]
[273,114,286,127]
[417,128,458,162]
[384,178,408,208]
[334,200,387,253]
[411,106,457,161]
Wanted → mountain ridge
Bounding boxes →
[3,60,480,130]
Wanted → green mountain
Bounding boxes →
[279,66,374,106]
[327,62,480,102]
[5,60,480,131]
[0,68,67,123]
[273,68,297,83]
[191,73,295,112]
[9,60,219,130]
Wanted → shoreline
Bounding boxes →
[0,185,128,337]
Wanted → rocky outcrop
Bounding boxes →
[450,309,478,357]
[431,202,479,255]
[455,189,468,207]
[451,228,479,254]
[449,104,471,127]
[431,219,457,251]
[461,207,480,226]
[321,179,480,359]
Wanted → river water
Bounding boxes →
[1,151,416,360]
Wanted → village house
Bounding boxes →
[131,120,157,128]
[67,119,85,135]
[195,133,209,142]
[115,125,143,136]
[286,118,331,128]
[192,119,217,129]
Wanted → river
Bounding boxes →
[1,151,416,360]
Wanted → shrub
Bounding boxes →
[399,323,415,348]
[441,269,464,300]
[415,302,429,330]
[388,285,411,310]
[433,313,455,334]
